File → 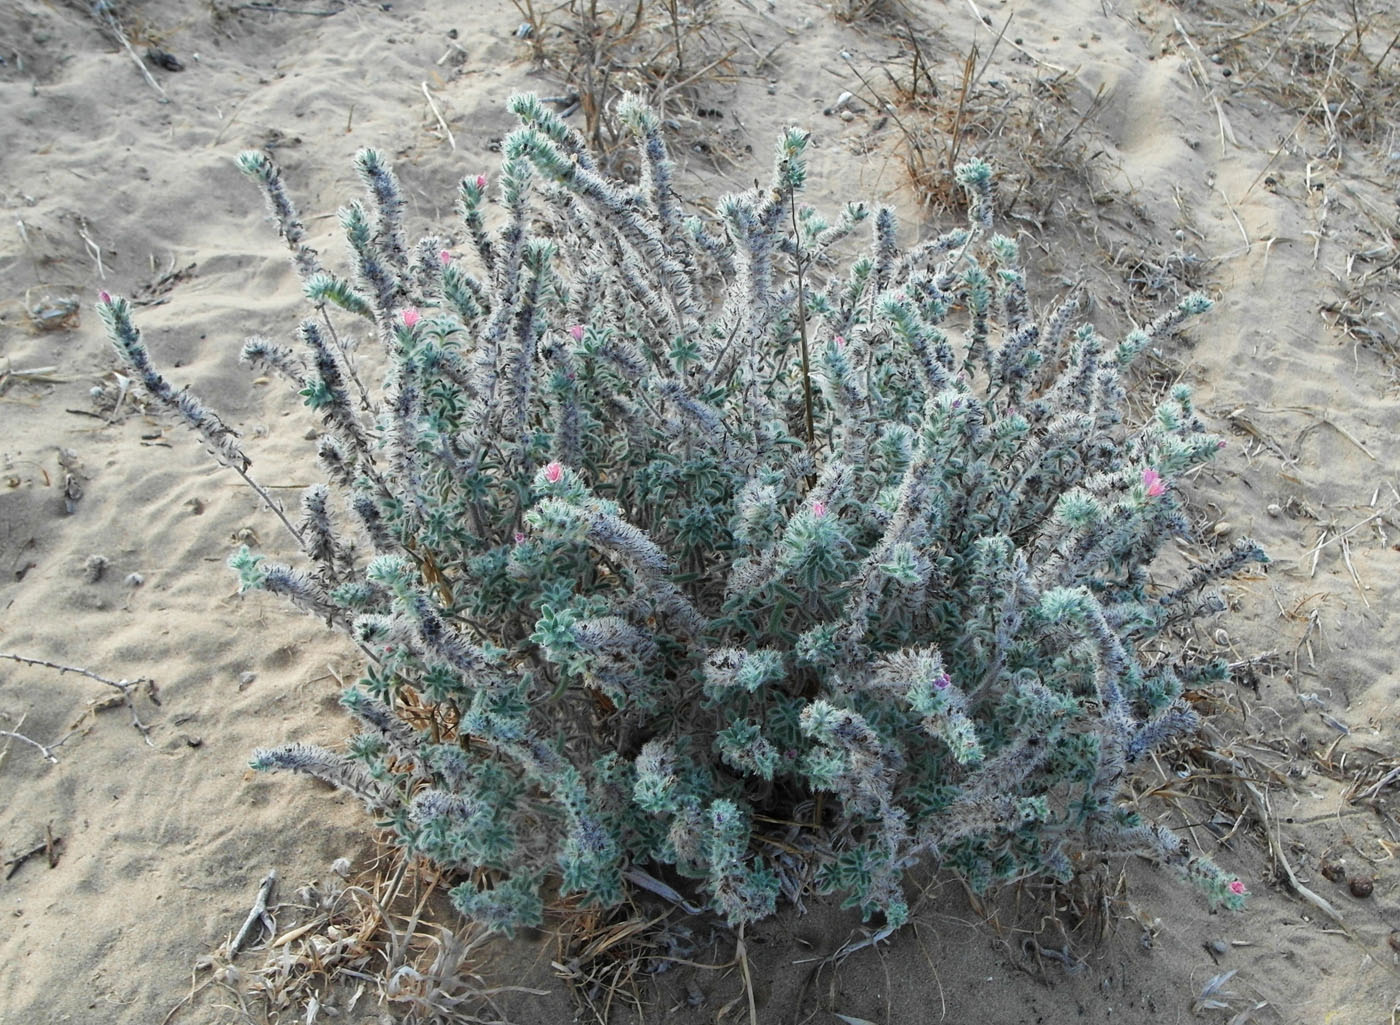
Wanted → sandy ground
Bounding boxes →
[2,0,1399,1022]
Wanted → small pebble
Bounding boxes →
[332,857,352,878]
[1266,503,1282,517]
[1320,860,1346,883]
[1212,521,1231,537]
[1213,628,1230,646]
[1349,876,1374,899]
[125,572,144,587]
[1207,939,1228,956]
[238,671,257,690]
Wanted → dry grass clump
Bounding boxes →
[1173,0,1400,368]
[179,841,747,1023]
[175,844,547,1024]
[1182,0,1400,151]
[1323,245,1399,368]
[839,18,1207,346]
[508,0,745,169]
[841,21,1112,225]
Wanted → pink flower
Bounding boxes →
[98,290,112,304]
[1227,879,1246,896]
[400,308,420,329]
[834,334,845,349]
[1142,469,1166,497]
[934,673,951,690]
[438,249,452,267]
[811,500,826,518]
[545,462,562,483]
[514,532,526,544]
[1217,440,1227,450]
[568,324,584,342]
[475,174,488,189]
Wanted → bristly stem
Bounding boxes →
[789,190,815,450]
[318,307,374,411]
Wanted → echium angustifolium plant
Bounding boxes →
[98,93,1265,935]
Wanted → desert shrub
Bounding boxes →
[99,94,1263,936]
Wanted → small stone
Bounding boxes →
[238,671,257,690]
[1320,860,1346,883]
[63,474,83,514]
[124,572,144,587]
[1266,503,1282,517]
[332,857,352,878]
[183,735,203,748]
[145,47,184,72]
[1207,939,1228,956]
[1213,628,1230,646]
[840,110,854,122]
[1212,521,1231,537]
[1349,876,1374,899]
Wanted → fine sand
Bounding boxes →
[2,0,1398,1022]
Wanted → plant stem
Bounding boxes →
[789,191,815,450]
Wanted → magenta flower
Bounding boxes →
[934,672,951,690]
[514,532,526,544]
[834,334,845,349]
[439,249,452,267]
[569,324,584,342]
[1142,469,1166,497]
[811,500,826,518]
[1227,879,1246,896]
[475,174,487,189]
[98,290,112,304]
[400,308,421,329]
[545,461,563,483]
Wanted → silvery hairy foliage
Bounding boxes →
[99,94,1264,936]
